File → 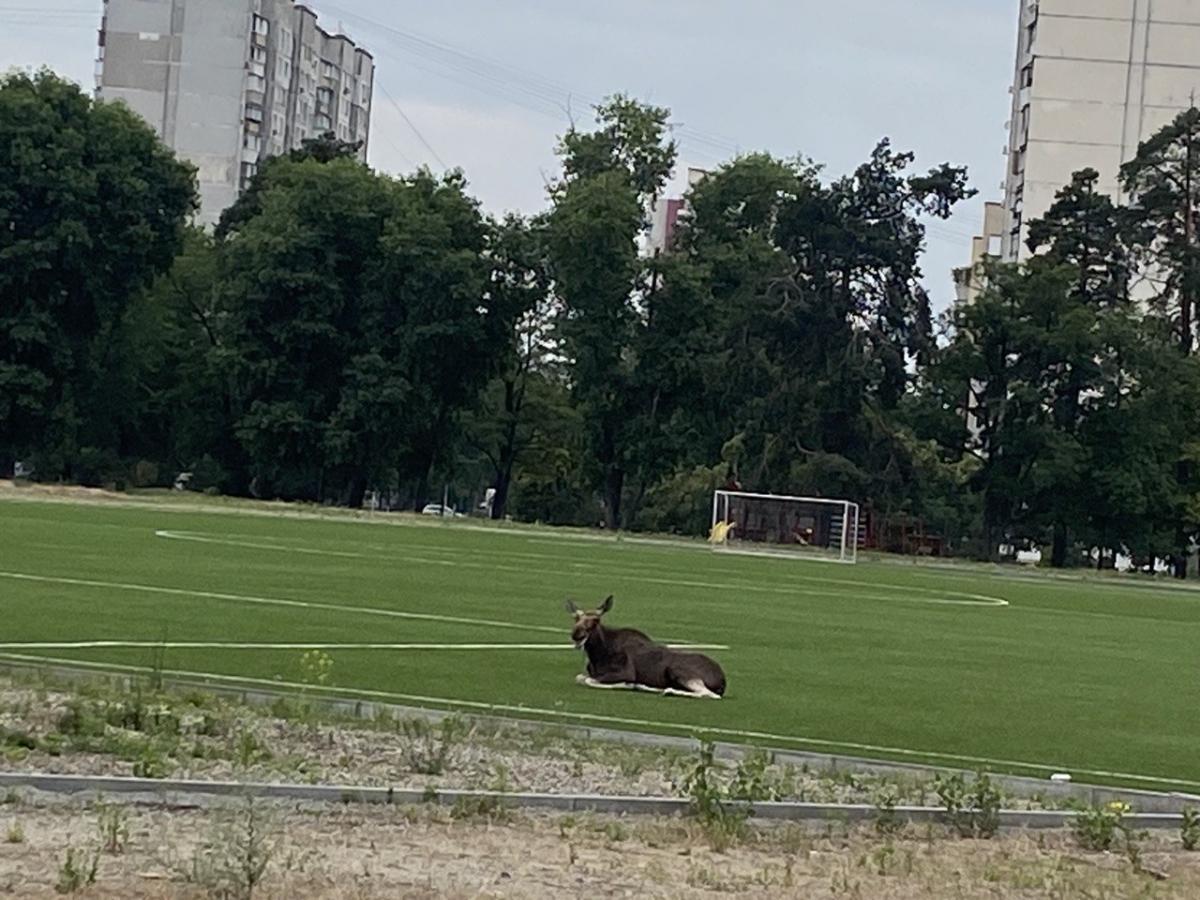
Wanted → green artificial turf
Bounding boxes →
[1,495,1197,790]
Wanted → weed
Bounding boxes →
[188,796,276,900]
[602,820,629,843]
[933,771,1002,838]
[2,789,20,806]
[1071,800,1129,851]
[872,785,904,836]
[55,846,99,894]
[131,742,170,779]
[5,821,23,844]
[680,741,748,851]
[298,650,334,687]
[488,763,511,793]
[1182,808,1200,851]
[450,794,509,823]
[234,729,272,769]
[728,748,779,802]
[400,716,467,776]
[95,800,129,854]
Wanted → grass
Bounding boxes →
[0,494,1198,790]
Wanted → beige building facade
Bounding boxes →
[962,0,1200,284]
[97,0,374,227]
[1001,0,1200,262]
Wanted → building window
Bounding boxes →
[252,14,269,35]
[1020,63,1033,89]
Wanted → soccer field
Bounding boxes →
[1,495,1197,791]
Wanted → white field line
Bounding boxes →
[154,530,1009,608]
[0,651,1194,792]
[0,571,727,651]
[0,641,728,651]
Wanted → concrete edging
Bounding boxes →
[2,659,1198,814]
[0,772,1188,830]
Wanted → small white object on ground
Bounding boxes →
[1050,773,1072,782]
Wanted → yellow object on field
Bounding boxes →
[708,521,735,544]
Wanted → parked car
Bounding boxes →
[421,503,462,518]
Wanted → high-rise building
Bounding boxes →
[645,167,708,256]
[999,0,1200,262]
[97,0,374,226]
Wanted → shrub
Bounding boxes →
[1072,800,1128,852]
[1182,808,1200,851]
[933,772,1002,838]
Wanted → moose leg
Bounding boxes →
[575,669,638,691]
[661,679,722,700]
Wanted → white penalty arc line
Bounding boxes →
[0,572,728,651]
[153,530,1009,609]
[0,650,1193,792]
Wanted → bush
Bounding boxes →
[189,455,228,493]
[71,446,123,489]
[1072,800,1134,852]
[1182,808,1200,851]
[933,772,1002,838]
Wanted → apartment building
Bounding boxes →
[97,0,374,226]
[1001,0,1200,262]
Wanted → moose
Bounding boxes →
[565,595,726,699]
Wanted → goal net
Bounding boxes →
[710,490,860,564]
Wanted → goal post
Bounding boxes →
[710,490,860,564]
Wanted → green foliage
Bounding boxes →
[298,650,334,687]
[932,772,1002,839]
[55,846,99,894]
[4,821,23,844]
[872,785,905,836]
[1071,800,1128,851]
[400,716,468,776]
[679,742,750,850]
[0,69,195,478]
[95,800,129,854]
[1181,807,1200,850]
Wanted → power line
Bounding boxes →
[377,82,448,171]
[315,2,743,163]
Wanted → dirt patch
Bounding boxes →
[1,792,1199,898]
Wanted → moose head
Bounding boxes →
[565,595,613,648]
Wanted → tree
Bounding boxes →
[1121,107,1200,352]
[660,143,973,522]
[1023,169,1136,566]
[214,131,364,240]
[0,69,196,478]
[218,157,493,506]
[547,96,677,528]
[464,215,559,519]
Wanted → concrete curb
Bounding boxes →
[0,772,1188,830]
[2,659,1198,813]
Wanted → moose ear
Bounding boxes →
[598,595,613,614]
[565,599,579,615]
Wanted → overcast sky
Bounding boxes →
[2,0,1018,310]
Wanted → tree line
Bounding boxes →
[6,70,1200,570]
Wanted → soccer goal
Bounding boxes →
[710,490,861,564]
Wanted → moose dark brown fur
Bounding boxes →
[566,595,726,699]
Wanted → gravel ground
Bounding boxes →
[1,792,1199,898]
[0,677,983,807]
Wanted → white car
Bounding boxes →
[421,503,461,518]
